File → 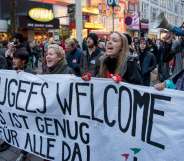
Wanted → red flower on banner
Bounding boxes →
[112,74,122,83]
[106,72,122,83]
[82,72,92,81]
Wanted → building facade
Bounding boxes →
[30,0,133,39]
[140,0,184,37]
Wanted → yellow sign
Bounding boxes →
[82,7,99,15]
[84,22,104,29]
[28,8,54,22]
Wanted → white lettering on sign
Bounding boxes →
[0,71,184,161]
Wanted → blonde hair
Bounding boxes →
[47,44,65,58]
[99,31,129,77]
[65,38,76,48]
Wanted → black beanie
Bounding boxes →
[13,48,29,63]
[87,33,98,46]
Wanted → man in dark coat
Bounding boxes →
[65,38,82,76]
[80,32,103,76]
[0,55,7,69]
[158,23,184,81]
[139,38,157,86]
[13,33,33,69]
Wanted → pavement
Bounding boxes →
[0,144,44,161]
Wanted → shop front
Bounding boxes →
[90,0,128,33]
[29,0,130,39]
[67,3,104,38]
[18,8,60,42]
[67,0,129,39]
[0,20,8,42]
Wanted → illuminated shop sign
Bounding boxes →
[84,22,104,29]
[28,8,54,22]
[82,7,99,15]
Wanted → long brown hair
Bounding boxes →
[99,31,129,77]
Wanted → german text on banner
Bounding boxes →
[0,70,184,161]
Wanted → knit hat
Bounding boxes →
[13,48,29,63]
[87,33,98,46]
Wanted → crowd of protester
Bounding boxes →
[0,23,184,160]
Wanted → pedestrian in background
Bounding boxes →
[138,38,156,86]
[80,32,103,76]
[65,38,82,76]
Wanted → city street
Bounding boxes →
[0,146,43,161]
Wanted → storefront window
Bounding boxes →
[0,33,8,42]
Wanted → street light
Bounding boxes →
[107,0,119,31]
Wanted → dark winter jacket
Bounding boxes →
[148,44,159,64]
[80,47,103,76]
[0,47,6,57]
[0,55,7,69]
[66,48,82,76]
[158,43,171,81]
[139,50,156,86]
[122,56,143,85]
[98,55,143,85]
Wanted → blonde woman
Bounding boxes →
[44,44,73,74]
[98,31,143,84]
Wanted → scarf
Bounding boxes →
[47,59,68,74]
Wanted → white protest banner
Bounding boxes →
[0,70,184,161]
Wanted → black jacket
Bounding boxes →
[0,55,7,69]
[98,56,143,85]
[139,50,156,86]
[66,48,82,76]
[121,56,143,85]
